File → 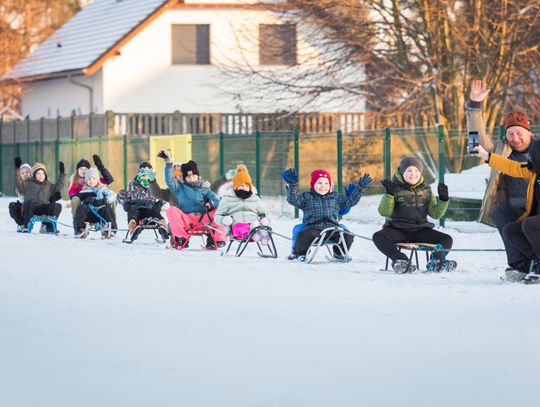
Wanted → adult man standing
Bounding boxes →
[467,79,535,273]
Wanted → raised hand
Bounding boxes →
[358,173,373,189]
[381,179,398,196]
[470,79,490,102]
[281,168,298,184]
[15,157,22,169]
[92,154,103,168]
[59,161,65,174]
[437,183,449,201]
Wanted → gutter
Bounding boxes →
[69,74,93,114]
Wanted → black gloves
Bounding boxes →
[381,179,398,196]
[92,154,103,168]
[437,183,449,201]
[15,157,22,169]
[203,196,214,212]
[59,161,65,175]
[93,198,107,206]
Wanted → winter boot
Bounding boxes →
[504,263,528,283]
[392,259,417,274]
[128,219,137,233]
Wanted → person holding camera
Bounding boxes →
[473,141,540,284]
[467,79,536,274]
[158,151,225,249]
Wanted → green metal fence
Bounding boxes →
[0,126,524,221]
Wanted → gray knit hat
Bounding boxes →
[399,157,424,175]
[85,167,100,182]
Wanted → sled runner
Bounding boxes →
[383,243,457,272]
[26,215,58,235]
[221,225,278,258]
[123,217,168,244]
[304,226,352,264]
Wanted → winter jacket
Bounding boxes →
[487,154,539,222]
[68,164,113,197]
[214,184,266,226]
[117,179,156,208]
[16,173,65,206]
[466,103,538,226]
[378,168,448,231]
[164,162,220,214]
[79,184,117,206]
[148,179,179,207]
[286,182,365,230]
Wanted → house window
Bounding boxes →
[259,24,297,65]
[172,24,210,65]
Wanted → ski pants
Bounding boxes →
[166,206,226,242]
[127,202,163,223]
[502,215,540,265]
[9,201,24,226]
[492,203,525,266]
[372,226,453,262]
[293,227,353,256]
[73,204,117,233]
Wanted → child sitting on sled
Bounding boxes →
[160,152,226,249]
[73,167,117,239]
[117,161,168,241]
[282,167,372,260]
[214,165,269,243]
[372,156,455,273]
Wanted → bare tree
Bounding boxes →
[0,0,83,112]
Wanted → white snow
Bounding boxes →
[1,195,539,407]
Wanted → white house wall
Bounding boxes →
[21,70,103,119]
[102,6,364,113]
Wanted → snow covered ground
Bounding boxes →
[1,195,539,407]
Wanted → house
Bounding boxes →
[3,0,365,119]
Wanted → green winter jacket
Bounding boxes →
[378,169,448,231]
[214,184,266,226]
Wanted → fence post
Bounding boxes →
[255,130,261,195]
[337,130,343,193]
[219,132,225,176]
[384,128,391,179]
[294,128,299,219]
[437,124,446,227]
[54,139,60,181]
[40,117,44,161]
[499,125,505,140]
[34,140,39,162]
[123,134,128,189]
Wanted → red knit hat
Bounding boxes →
[504,111,531,131]
[310,169,332,189]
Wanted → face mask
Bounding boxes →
[234,189,253,199]
[137,176,149,187]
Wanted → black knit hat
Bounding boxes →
[139,161,153,169]
[181,160,199,178]
[399,157,424,175]
[76,159,91,170]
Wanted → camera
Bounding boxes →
[468,131,479,154]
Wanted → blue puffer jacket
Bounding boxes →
[164,163,220,214]
[286,183,365,230]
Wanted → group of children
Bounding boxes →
[8,152,456,272]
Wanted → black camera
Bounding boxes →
[468,131,479,154]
